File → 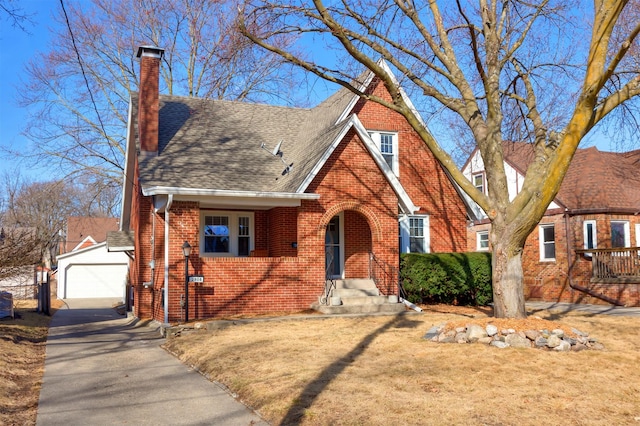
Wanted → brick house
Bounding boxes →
[464,142,640,306]
[114,46,468,324]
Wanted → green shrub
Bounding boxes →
[400,252,492,306]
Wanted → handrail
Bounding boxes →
[369,252,400,296]
[320,249,336,305]
[575,247,640,280]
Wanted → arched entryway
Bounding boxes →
[324,209,374,280]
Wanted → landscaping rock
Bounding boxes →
[546,334,562,348]
[505,333,531,348]
[486,324,498,337]
[427,322,604,351]
[466,324,488,342]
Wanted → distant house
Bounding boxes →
[56,217,128,299]
[464,142,640,306]
[114,46,470,324]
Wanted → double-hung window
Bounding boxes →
[369,131,399,176]
[476,231,489,251]
[539,224,555,261]
[611,220,630,248]
[201,211,254,256]
[472,173,485,194]
[583,220,597,255]
[400,215,430,253]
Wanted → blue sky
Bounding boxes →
[0,0,58,180]
[0,1,628,183]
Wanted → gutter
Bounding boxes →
[563,211,624,306]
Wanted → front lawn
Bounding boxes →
[164,305,640,425]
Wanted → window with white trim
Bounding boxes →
[399,215,430,253]
[472,173,485,194]
[539,224,555,261]
[636,223,640,248]
[583,220,597,254]
[611,220,630,248]
[476,231,489,251]
[369,131,399,176]
[200,211,254,256]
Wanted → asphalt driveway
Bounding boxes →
[36,298,267,425]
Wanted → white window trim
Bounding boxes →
[583,220,597,256]
[369,131,399,176]
[610,220,630,248]
[539,223,556,262]
[472,172,485,195]
[400,214,430,254]
[199,210,254,257]
[476,230,489,251]
[636,223,640,248]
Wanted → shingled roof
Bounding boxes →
[134,87,355,195]
[502,142,640,212]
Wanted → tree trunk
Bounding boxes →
[491,229,527,318]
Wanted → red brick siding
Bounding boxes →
[352,78,468,252]
[344,210,373,278]
[267,207,298,257]
[468,213,640,306]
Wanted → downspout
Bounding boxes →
[564,210,624,306]
[164,194,174,325]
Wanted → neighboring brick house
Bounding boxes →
[464,142,640,306]
[115,46,469,324]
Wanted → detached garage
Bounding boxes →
[57,242,129,299]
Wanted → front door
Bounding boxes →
[325,215,343,278]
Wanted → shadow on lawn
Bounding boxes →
[279,314,421,425]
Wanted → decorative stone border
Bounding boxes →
[424,322,604,351]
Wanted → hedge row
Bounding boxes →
[400,252,492,306]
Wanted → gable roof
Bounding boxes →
[501,142,640,213]
[125,64,420,214]
[64,217,120,253]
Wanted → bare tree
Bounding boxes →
[15,0,303,203]
[0,0,33,32]
[239,0,640,317]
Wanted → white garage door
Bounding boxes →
[65,264,126,298]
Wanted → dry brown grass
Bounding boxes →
[164,305,640,426]
[0,299,62,426]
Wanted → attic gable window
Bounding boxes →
[200,211,254,257]
[472,173,485,194]
[369,131,399,176]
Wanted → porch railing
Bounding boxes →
[369,253,402,297]
[576,247,640,282]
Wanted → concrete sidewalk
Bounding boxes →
[36,299,267,425]
[527,301,640,317]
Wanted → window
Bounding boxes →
[201,211,254,256]
[369,131,399,176]
[539,224,555,261]
[583,220,597,253]
[611,221,630,248]
[476,231,489,251]
[472,173,485,194]
[409,217,426,253]
[400,215,430,253]
[636,224,640,248]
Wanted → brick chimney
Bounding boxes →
[136,46,165,156]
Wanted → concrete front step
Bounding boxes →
[331,288,380,298]
[311,302,406,315]
[333,279,378,289]
[339,295,390,306]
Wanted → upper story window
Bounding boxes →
[476,230,489,251]
[200,211,254,257]
[583,220,597,253]
[472,173,485,194]
[539,224,555,261]
[611,220,630,248]
[369,131,399,176]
